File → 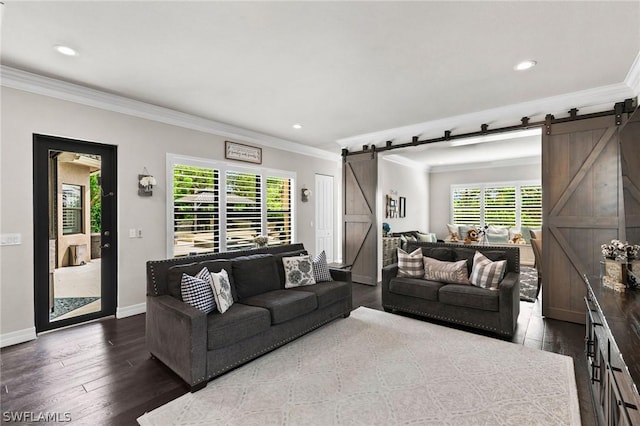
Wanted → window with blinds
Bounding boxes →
[451,182,542,228]
[169,155,295,257]
[452,187,481,225]
[62,183,83,235]
[266,176,292,246]
[226,171,262,251]
[173,165,219,257]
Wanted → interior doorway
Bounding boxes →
[315,174,334,261]
[33,134,117,332]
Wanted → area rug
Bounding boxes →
[137,307,580,426]
[520,266,539,302]
[49,297,100,320]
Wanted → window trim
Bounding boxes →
[450,180,541,229]
[166,153,296,257]
[62,183,83,235]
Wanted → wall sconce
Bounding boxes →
[301,187,311,202]
[138,167,156,196]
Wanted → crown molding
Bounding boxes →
[624,50,640,97]
[381,154,430,172]
[429,156,541,174]
[0,66,341,162]
[337,80,636,149]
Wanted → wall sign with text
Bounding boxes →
[225,141,262,164]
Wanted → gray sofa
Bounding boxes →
[146,243,352,391]
[382,241,520,337]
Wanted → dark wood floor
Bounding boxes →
[1,284,595,425]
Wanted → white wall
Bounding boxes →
[429,160,541,240]
[0,87,342,345]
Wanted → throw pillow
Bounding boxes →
[446,224,459,241]
[470,251,507,289]
[423,257,470,285]
[283,255,316,288]
[210,269,234,314]
[397,248,424,278]
[416,232,437,243]
[486,225,509,243]
[180,267,216,313]
[312,251,333,282]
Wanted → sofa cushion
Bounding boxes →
[415,247,454,262]
[294,281,350,308]
[207,303,271,350]
[454,248,507,275]
[168,259,234,301]
[389,277,445,301]
[282,255,316,288]
[240,289,318,324]
[273,249,308,287]
[397,248,424,278]
[232,254,280,299]
[423,257,470,285]
[470,251,507,289]
[438,284,499,312]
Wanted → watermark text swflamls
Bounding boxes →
[2,411,71,422]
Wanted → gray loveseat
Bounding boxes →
[382,241,520,337]
[146,243,352,391]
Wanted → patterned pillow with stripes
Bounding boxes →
[180,267,216,313]
[312,251,333,282]
[470,251,507,289]
[397,247,424,278]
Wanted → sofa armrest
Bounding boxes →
[382,264,399,288]
[329,267,352,283]
[498,272,520,335]
[146,295,208,387]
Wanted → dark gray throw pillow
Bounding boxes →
[232,254,280,299]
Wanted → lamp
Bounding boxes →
[138,167,156,196]
[301,187,311,202]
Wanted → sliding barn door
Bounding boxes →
[620,109,640,243]
[542,115,625,323]
[343,152,377,285]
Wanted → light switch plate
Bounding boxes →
[0,233,22,246]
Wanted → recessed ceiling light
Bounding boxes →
[514,60,537,71]
[292,124,303,129]
[54,45,78,57]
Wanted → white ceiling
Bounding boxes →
[2,1,639,167]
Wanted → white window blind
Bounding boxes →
[266,176,292,246]
[484,186,516,227]
[452,187,481,225]
[451,182,542,228]
[173,165,219,257]
[62,184,83,235]
[226,171,262,251]
[168,154,296,257]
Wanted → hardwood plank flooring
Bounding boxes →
[1,284,595,425]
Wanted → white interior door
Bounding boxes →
[315,174,334,262]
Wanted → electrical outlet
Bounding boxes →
[137,229,143,238]
[0,233,21,246]
[129,229,136,238]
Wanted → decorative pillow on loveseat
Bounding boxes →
[470,251,507,289]
[397,248,424,278]
[180,267,216,313]
[211,269,234,314]
[283,255,316,288]
[312,251,333,282]
[423,257,470,285]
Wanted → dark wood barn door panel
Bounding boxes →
[343,152,377,285]
[620,110,640,243]
[542,116,625,323]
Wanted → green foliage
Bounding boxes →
[89,174,101,233]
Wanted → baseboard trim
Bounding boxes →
[0,327,37,348]
[116,302,146,319]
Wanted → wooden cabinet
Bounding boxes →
[382,237,400,267]
[584,276,640,425]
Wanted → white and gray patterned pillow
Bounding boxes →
[283,255,316,288]
[181,267,216,313]
[312,251,333,282]
[470,251,507,289]
[211,269,234,314]
[423,257,470,285]
[397,248,424,278]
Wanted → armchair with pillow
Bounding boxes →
[382,241,520,337]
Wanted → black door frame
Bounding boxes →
[33,134,117,332]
